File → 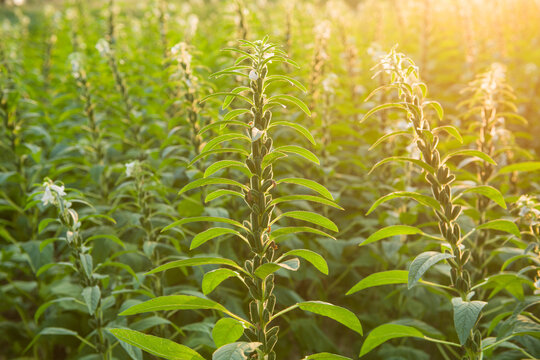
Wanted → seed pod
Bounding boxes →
[267,334,278,352]
[451,205,461,220]
[246,157,257,174]
[426,173,437,185]
[262,179,274,192]
[432,151,440,168]
[262,165,273,180]
[267,295,276,313]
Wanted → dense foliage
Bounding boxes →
[0,1,539,360]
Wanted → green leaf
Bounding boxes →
[443,149,496,166]
[254,258,300,279]
[476,219,520,238]
[463,186,506,209]
[82,285,101,316]
[452,297,487,345]
[262,151,288,168]
[34,297,77,323]
[282,249,328,275]
[498,161,540,174]
[146,257,244,275]
[347,270,408,295]
[212,318,244,348]
[85,234,126,248]
[304,354,352,360]
[277,211,338,232]
[190,227,241,250]
[433,125,463,143]
[268,94,311,116]
[178,178,248,196]
[359,324,424,357]
[38,218,58,233]
[189,148,249,167]
[361,225,424,247]
[369,157,435,175]
[201,133,250,153]
[80,253,93,278]
[265,74,307,93]
[119,295,228,316]
[270,226,336,241]
[109,328,205,360]
[163,216,246,232]
[223,108,251,122]
[270,121,315,145]
[424,100,444,120]
[212,342,262,360]
[367,191,440,215]
[360,103,409,123]
[204,161,249,178]
[270,195,343,210]
[274,145,319,164]
[408,251,454,289]
[198,120,249,135]
[369,130,410,151]
[202,268,239,295]
[205,190,244,202]
[277,178,333,200]
[223,87,251,109]
[299,301,362,335]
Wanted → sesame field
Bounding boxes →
[0,0,539,359]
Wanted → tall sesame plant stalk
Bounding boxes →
[352,48,503,360]
[110,37,362,360]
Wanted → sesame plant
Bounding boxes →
[109,37,363,360]
[353,48,539,359]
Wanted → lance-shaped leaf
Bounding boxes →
[268,94,311,116]
[198,120,249,136]
[282,249,328,275]
[298,301,362,335]
[265,74,308,93]
[212,342,262,360]
[361,225,425,247]
[204,161,249,178]
[163,216,246,232]
[498,161,540,174]
[360,103,409,123]
[109,328,205,360]
[202,268,240,295]
[367,191,441,215]
[277,178,333,200]
[82,285,101,316]
[452,297,487,345]
[408,251,454,289]
[347,270,408,295]
[304,354,352,360]
[34,297,78,323]
[423,100,444,120]
[254,258,300,279]
[274,145,319,164]
[212,318,244,348]
[202,133,251,153]
[369,130,411,151]
[178,178,248,196]
[463,185,506,209]
[276,211,338,232]
[189,148,249,167]
[146,257,244,275]
[190,227,242,250]
[271,195,343,209]
[433,125,463,143]
[476,219,521,238]
[443,149,496,166]
[369,157,435,175]
[270,120,315,144]
[270,226,336,241]
[262,151,288,168]
[119,295,228,316]
[359,324,424,357]
[205,189,244,202]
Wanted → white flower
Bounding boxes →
[263,52,274,64]
[41,186,54,206]
[96,39,110,57]
[125,161,138,177]
[251,127,264,142]
[249,70,259,81]
[322,73,338,93]
[50,184,66,197]
[12,0,26,6]
[69,53,82,78]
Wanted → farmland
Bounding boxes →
[0,0,539,359]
